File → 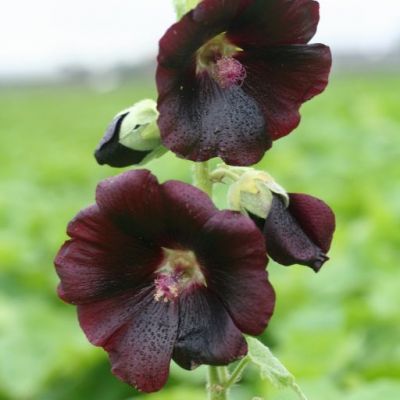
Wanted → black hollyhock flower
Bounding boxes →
[54,170,275,392]
[260,193,335,272]
[157,0,331,165]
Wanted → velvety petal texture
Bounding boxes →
[157,0,331,165]
[157,75,270,165]
[228,0,320,48]
[262,193,335,271]
[196,211,275,335]
[55,169,274,392]
[104,289,179,392]
[238,44,331,140]
[55,206,162,305]
[288,193,336,253]
[173,287,247,370]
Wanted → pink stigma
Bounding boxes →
[154,272,180,302]
[213,57,247,89]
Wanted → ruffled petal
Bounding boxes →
[55,205,162,304]
[238,43,332,140]
[288,193,335,253]
[157,73,270,165]
[228,0,320,48]
[95,170,165,239]
[157,0,328,164]
[103,289,179,393]
[173,286,247,370]
[196,211,275,335]
[263,194,330,271]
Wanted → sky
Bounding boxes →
[1,0,400,78]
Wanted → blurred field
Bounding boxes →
[0,71,400,400]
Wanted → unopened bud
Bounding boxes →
[94,99,165,167]
[228,170,288,219]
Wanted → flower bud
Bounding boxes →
[94,99,165,167]
[228,170,288,219]
[260,193,335,272]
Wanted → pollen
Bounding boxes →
[212,57,247,89]
[154,273,180,302]
[153,248,206,302]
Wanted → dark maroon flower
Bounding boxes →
[94,113,151,167]
[157,0,331,165]
[255,193,335,272]
[55,169,275,392]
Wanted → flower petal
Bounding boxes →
[77,285,154,347]
[238,43,331,140]
[157,74,270,165]
[95,170,165,239]
[103,289,179,393]
[228,0,320,48]
[55,205,162,304]
[173,286,247,370]
[160,180,218,247]
[288,193,335,253]
[263,194,329,271]
[158,0,243,70]
[196,211,275,335]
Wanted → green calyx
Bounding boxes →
[117,99,161,152]
[211,165,289,219]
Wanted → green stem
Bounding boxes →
[292,382,309,400]
[192,163,229,399]
[207,366,228,400]
[193,162,213,196]
[224,357,251,389]
[218,366,230,385]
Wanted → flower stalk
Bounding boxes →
[224,356,251,389]
[207,367,228,400]
[206,360,251,399]
[193,162,213,196]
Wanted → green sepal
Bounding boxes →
[118,99,160,152]
[138,145,168,166]
[227,170,288,219]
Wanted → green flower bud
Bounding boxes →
[228,170,288,219]
[95,99,166,167]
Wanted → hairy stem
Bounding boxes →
[192,164,229,398]
[218,366,230,385]
[193,162,213,196]
[224,357,251,389]
[207,366,228,400]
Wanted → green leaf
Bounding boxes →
[247,337,308,400]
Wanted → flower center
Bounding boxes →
[154,248,206,302]
[196,33,246,89]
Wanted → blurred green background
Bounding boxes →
[1,70,400,400]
